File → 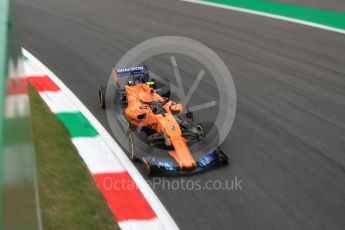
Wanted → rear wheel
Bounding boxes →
[98,85,106,109]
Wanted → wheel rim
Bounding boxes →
[196,124,205,137]
[98,87,103,106]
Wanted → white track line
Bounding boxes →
[118,219,165,230]
[39,91,78,113]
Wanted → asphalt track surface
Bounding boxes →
[17,0,345,229]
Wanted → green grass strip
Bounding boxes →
[29,86,119,229]
[202,0,345,30]
[56,112,98,138]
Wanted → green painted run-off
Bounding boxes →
[56,112,99,138]
[202,0,345,30]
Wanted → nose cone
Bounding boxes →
[181,160,197,169]
[169,137,196,169]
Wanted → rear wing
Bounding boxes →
[115,66,148,77]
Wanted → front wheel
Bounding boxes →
[216,149,229,166]
[98,85,106,109]
[143,163,159,177]
[128,133,140,161]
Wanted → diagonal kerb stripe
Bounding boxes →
[56,112,99,137]
[6,78,28,96]
[72,137,126,174]
[39,91,79,113]
[27,76,60,92]
[94,172,157,222]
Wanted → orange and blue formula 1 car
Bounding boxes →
[98,66,227,176]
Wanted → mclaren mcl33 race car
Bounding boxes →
[98,66,228,176]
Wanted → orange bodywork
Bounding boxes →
[124,83,196,169]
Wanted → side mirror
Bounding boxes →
[171,110,180,115]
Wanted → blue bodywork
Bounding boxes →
[197,150,218,168]
[144,155,178,172]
